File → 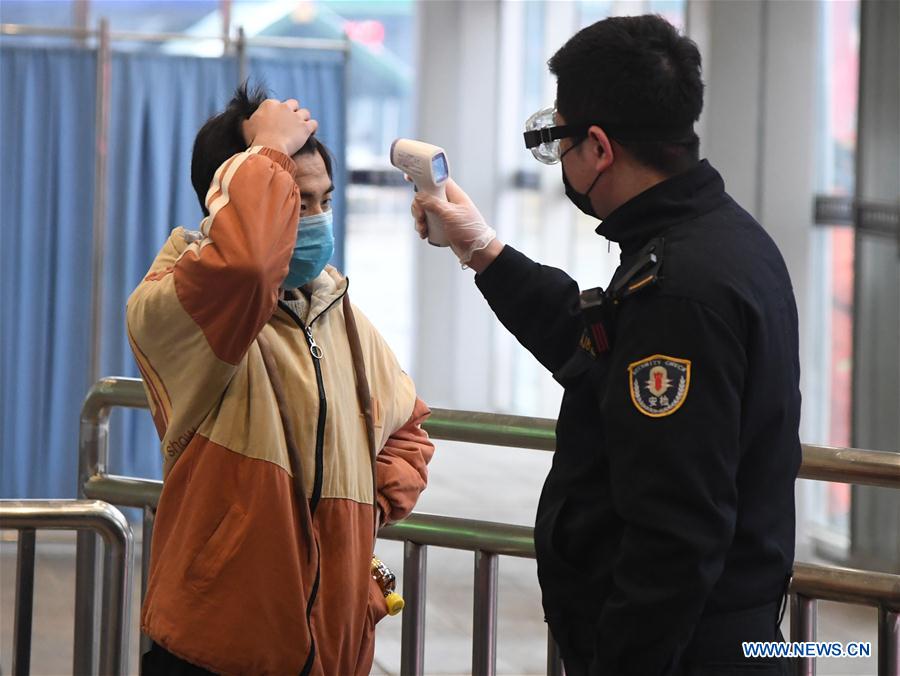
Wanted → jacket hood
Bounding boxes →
[284,265,349,323]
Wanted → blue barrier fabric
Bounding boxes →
[1,46,97,499]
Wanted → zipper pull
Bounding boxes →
[305,326,324,360]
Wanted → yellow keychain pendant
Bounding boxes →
[371,557,405,616]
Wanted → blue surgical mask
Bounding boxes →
[283,211,335,289]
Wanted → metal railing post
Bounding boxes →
[75,387,110,675]
[98,507,133,676]
[76,378,148,674]
[2,501,133,676]
[547,631,565,676]
[472,550,499,676]
[237,26,247,85]
[88,16,111,386]
[12,529,36,676]
[879,606,899,676]
[220,0,232,53]
[74,530,100,675]
[401,541,427,676]
[790,593,817,676]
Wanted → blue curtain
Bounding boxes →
[100,52,239,481]
[1,45,347,498]
[1,46,97,499]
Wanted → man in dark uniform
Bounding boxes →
[411,14,800,676]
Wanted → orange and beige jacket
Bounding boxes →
[126,146,434,675]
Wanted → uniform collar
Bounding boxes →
[595,160,727,255]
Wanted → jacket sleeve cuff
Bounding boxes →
[254,146,296,174]
[474,244,534,303]
[375,493,391,526]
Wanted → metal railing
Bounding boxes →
[74,376,900,676]
[0,500,133,676]
[0,22,350,52]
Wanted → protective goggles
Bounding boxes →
[523,105,696,165]
[522,107,584,165]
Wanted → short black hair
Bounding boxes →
[191,82,333,216]
[548,14,703,176]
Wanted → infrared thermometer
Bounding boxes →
[390,138,450,247]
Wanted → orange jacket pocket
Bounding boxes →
[187,504,247,589]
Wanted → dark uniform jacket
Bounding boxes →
[475,160,801,675]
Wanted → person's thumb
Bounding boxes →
[444,178,473,207]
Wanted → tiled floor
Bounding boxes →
[1,441,882,675]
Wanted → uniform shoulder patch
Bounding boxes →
[628,354,691,418]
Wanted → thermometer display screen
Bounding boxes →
[432,153,449,183]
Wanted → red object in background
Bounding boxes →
[343,20,385,51]
[829,227,854,517]
[830,227,854,450]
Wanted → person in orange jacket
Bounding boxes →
[130,84,434,675]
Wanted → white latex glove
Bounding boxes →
[411,178,496,267]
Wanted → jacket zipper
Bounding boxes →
[281,286,348,501]
[302,323,327,513]
[277,298,340,514]
[277,293,344,676]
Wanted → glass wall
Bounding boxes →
[333,0,417,370]
[493,0,687,417]
[808,0,860,558]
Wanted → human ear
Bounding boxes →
[587,125,614,173]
